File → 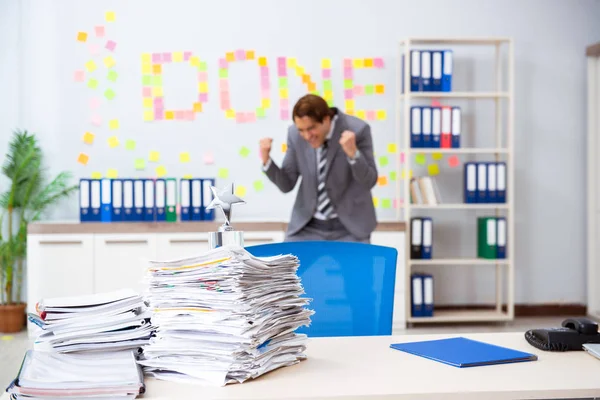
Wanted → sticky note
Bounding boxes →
[180,152,190,163]
[153,64,162,74]
[173,52,183,62]
[353,58,364,68]
[377,176,388,186]
[193,102,203,113]
[77,152,89,165]
[104,56,116,68]
[400,152,405,164]
[109,119,119,130]
[85,60,96,73]
[218,168,229,179]
[142,76,152,86]
[381,198,392,209]
[134,158,145,170]
[91,115,101,126]
[428,163,440,176]
[105,11,116,22]
[149,151,160,162]
[365,85,375,95]
[376,110,387,120]
[367,110,376,121]
[152,87,163,97]
[345,99,355,109]
[287,57,297,68]
[387,143,397,153]
[415,153,426,165]
[379,156,389,167]
[356,110,366,120]
[95,25,105,37]
[106,168,118,178]
[1,335,13,341]
[365,58,374,68]
[389,171,397,181]
[87,78,98,89]
[253,180,264,192]
[125,140,136,150]
[432,152,444,161]
[239,146,250,158]
[375,84,385,94]
[203,152,214,165]
[225,52,235,62]
[82,132,94,144]
[281,143,287,153]
[448,155,460,168]
[373,57,384,68]
[143,111,154,121]
[107,136,119,148]
[105,40,117,52]
[74,70,84,82]
[258,56,268,67]
[104,89,116,100]
[156,166,167,177]
[256,107,266,118]
[182,174,193,179]
[77,32,87,42]
[234,185,247,198]
[107,70,118,82]
[401,168,413,179]
[165,111,174,120]
[373,197,379,208]
[89,171,101,179]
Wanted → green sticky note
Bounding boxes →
[125,139,136,150]
[389,171,397,181]
[379,156,389,167]
[219,68,228,78]
[107,70,118,82]
[104,89,116,100]
[142,75,152,86]
[381,198,392,209]
[344,79,353,89]
[323,80,333,91]
[198,61,207,71]
[87,78,98,89]
[218,168,229,179]
[415,153,426,165]
[253,180,264,192]
[256,107,266,118]
[278,77,288,88]
[365,84,374,95]
[153,76,162,86]
[134,158,145,170]
[239,146,250,158]
[327,99,334,107]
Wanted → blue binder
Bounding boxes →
[111,179,123,222]
[497,217,507,259]
[477,163,488,203]
[497,162,507,203]
[79,179,91,222]
[431,107,441,148]
[421,51,432,91]
[191,178,203,221]
[155,179,166,222]
[410,106,422,148]
[487,162,498,203]
[201,178,215,220]
[464,162,477,203]
[422,273,434,317]
[431,50,443,91]
[421,217,432,259]
[411,50,421,91]
[89,179,102,222]
[390,337,537,368]
[100,179,112,222]
[410,273,424,317]
[133,179,145,222]
[442,50,453,92]
[421,107,432,148]
[144,179,156,222]
[180,178,192,221]
[451,107,461,148]
[122,179,135,222]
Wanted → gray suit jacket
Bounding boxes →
[264,109,378,239]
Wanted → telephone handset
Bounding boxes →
[524,317,600,351]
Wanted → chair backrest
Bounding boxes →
[245,241,398,337]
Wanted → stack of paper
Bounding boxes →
[6,349,145,399]
[138,244,314,386]
[27,289,153,353]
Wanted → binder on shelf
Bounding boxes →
[133,179,145,222]
[423,273,434,317]
[431,51,443,91]
[451,107,461,148]
[155,179,166,222]
[431,107,441,148]
[477,217,497,259]
[440,106,452,148]
[410,217,422,259]
[165,178,177,222]
[100,179,112,223]
[464,162,477,203]
[411,50,421,92]
[497,217,507,259]
[421,51,432,91]
[421,217,433,259]
[411,106,422,148]
[411,274,424,317]
[144,179,155,222]
[191,178,203,221]
[442,50,453,92]
[180,178,192,222]
[497,162,507,203]
[89,179,102,222]
[201,178,215,221]
[79,179,90,222]
[421,107,432,148]
[122,179,134,222]
[111,179,123,222]
[477,163,488,203]
[487,163,497,203]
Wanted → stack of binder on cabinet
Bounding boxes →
[463,162,507,203]
[27,289,153,353]
[411,273,434,317]
[138,244,314,386]
[410,217,433,259]
[477,217,507,259]
[403,49,453,92]
[6,349,145,399]
[410,105,461,148]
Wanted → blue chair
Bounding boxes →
[245,241,398,337]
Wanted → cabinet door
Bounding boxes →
[156,233,211,261]
[93,234,157,294]
[243,231,285,246]
[26,234,94,314]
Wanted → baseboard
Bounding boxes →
[435,303,587,317]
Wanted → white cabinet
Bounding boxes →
[93,234,157,294]
[156,233,211,260]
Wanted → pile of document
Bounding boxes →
[6,349,145,399]
[27,289,153,353]
[138,244,314,386]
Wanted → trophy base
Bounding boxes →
[208,230,244,249]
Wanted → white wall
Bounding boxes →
[1,0,599,306]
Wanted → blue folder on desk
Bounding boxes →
[390,337,537,368]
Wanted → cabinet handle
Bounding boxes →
[104,240,148,245]
[39,240,83,245]
[245,238,275,243]
[169,239,209,244]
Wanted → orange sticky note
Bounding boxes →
[77,32,88,42]
[377,176,388,186]
[149,151,160,162]
[225,52,235,62]
[246,50,255,60]
[193,102,203,112]
[365,58,374,68]
[281,143,287,153]
[375,84,385,94]
[258,56,268,66]
[106,168,118,178]
[153,64,162,74]
[82,132,94,144]
[428,163,440,176]
[179,152,190,163]
[156,165,167,177]
[308,82,317,92]
[107,136,119,148]
[77,153,89,165]
[165,111,175,120]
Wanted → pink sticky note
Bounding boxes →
[95,26,105,37]
[152,53,162,63]
[162,52,172,63]
[448,155,460,168]
[235,112,245,123]
[185,110,195,120]
[220,98,230,111]
[88,44,100,56]
[74,70,85,82]
[354,85,364,96]
[280,109,289,120]
[260,66,269,77]
[344,89,353,99]
[91,114,102,126]
[322,69,331,79]
[198,93,208,103]
[280,98,289,108]
[278,65,287,77]
[219,58,228,69]
[175,111,185,120]
[344,67,353,79]
[197,71,208,81]
[367,110,376,120]
[246,112,257,123]
[154,110,164,120]
[90,97,101,109]
[235,49,246,60]
[431,100,442,107]
[261,79,270,90]
[105,40,117,52]
[203,152,214,165]
[261,88,270,99]
[142,87,152,97]
[219,78,229,91]
[220,91,230,102]
[184,51,192,61]
[373,57,384,68]
[400,152,405,164]
[277,57,286,68]
[176,204,181,215]
[154,97,163,106]
[344,58,352,68]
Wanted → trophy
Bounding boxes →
[206,183,246,249]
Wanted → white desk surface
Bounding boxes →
[3,332,600,400]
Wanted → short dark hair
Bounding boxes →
[292,94,334,123]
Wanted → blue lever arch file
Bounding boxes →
[390,337,537,368]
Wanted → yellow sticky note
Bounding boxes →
[356,110,366,120]
[125,140,136,150]
[345,99,355,109]
[373,197,380,208]
[321,58,332,69]
[107,136,119,148]
[193,102,203,112]
[105,11,116,22]
[109,119,119,130]
[142,63,151,74]
[198,81,208,93]
[85,60,96,72]
[152,87,163,97]
[156,165,167,177]
[225,52,235,62]
[77,32,88,42]
[149,151,160,162]
[225,109,235,119]
[387,143,397,153]
[287,57,297,68]
[375,84,385,94]
[262,98,271,108]
[183,174,193,179]
[428,163,440,176]
[82,132,94,144]
[415,153,426,165]
[246,50,255,60]
[143,111,154,121]
[218,168,229,179]
[258,56,268,67]
[104,56,116,68]
[401,168,413,179]
[106,168,118,178]
[281,143,287,153]
[353,58,364,68]
[432,152,444,161]
[165,111,175,120]
[179,152,190,163]
[235,185,247,198]
[323,90,333,100]
[143,98,153,108]
[134,158,145,170]
[141,53,151,63]
[189,56,200,67]
[279,88,289,99]
[77,152,89,165]
[376,110,387,120]
[91,171,102,179]
[173,52,183,62]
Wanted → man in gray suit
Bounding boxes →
[259,94,378,243]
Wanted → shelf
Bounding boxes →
[401,92,509,99]
[409,258,509,266]
[405,148,508,154]
[399,38,511,46]
[407,309,511,323]
[407,204,508,210]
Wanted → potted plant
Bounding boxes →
[0,130,78,333]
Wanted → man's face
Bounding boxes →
[294,116,331,148]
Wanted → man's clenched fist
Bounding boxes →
[259,137,273,165]
[339,130,357,159]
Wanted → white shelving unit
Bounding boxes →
[396,37,515,324]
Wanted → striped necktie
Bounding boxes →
[316,140,336,219]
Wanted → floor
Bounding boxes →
[0,316,565,391]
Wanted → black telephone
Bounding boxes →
[524,317,600,351]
